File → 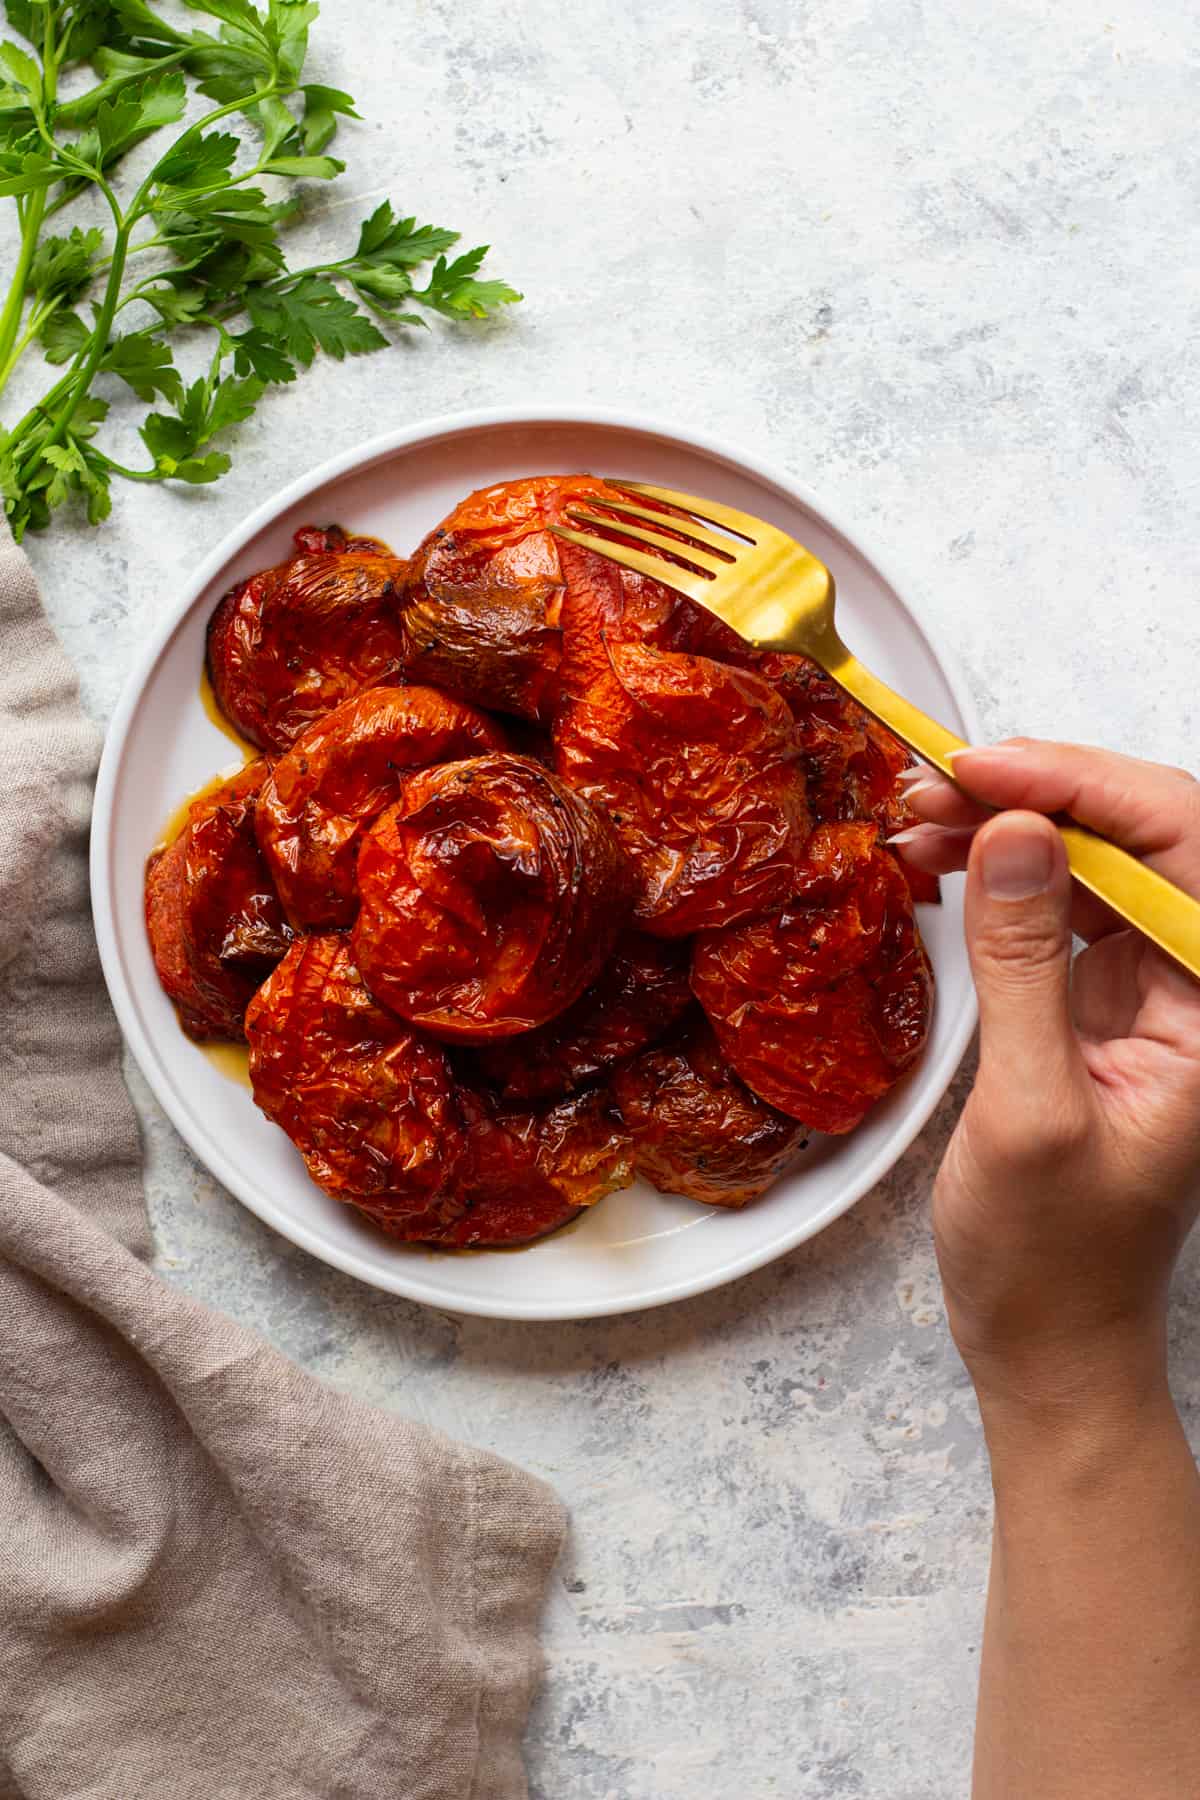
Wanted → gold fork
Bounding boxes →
[551,480,1200,981]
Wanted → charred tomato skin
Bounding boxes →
[399,474,624,722]
[365,1085,634,1247]
[691,823,933,1135]
[145,760,290,1042]
[256,684,509,930]
[613,1014,810,1208]
[473,931,694,1102]
[554,641,811,936]
[245,933,466,1224]
[352,753,633,1041]
[206,524,409,752]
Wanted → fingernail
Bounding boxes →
[979,817,1055,899]
[900,777,944,805]
[946,744,1027,763]
[885,824,973,847]
[896,765,932,786]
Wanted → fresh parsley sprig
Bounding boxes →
[0,0,520,537]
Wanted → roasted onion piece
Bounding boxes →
[245,934,466,1228]
[145,761,290,1042]
[256,685,509,930]
[207,524,408,751]
[474,932,693,1101]
[554,641,810,936]
[692,823,933,1134]
[613,1014,810,1207]
[352,753,632,1040]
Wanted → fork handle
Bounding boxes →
[821,643,1200,981]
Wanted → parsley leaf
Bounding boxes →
[230,325,296,384]
[300,82,356,153]
[100,328,182,403]
[0,38,41,105]
[355,202,460,269]
[416,248,522,319]
[0,0,523,536]
[40,309,88,363]
[29,227,105,303]
[244,275,386,366]
[153,128,239,188]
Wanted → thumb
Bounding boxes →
[965,811,1083,1096]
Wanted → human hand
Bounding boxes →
[892,743,1200,1421]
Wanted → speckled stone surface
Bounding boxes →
[6,1,1200,1792]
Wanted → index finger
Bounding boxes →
[946,740,1200,898]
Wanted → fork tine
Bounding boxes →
[606,479,769,543]
[565,505,729,575]
[581,494,738,561]
[549,525,715,603]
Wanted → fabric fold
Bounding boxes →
[0,519,565,1800]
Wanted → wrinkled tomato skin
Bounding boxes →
[553,641,811,936]
[613,1014,810,1208]
[245,934,466,1224]
[368,1085,633,1246]
[207,524,409,751]
[352,753,633,1041]
[400,475,636,723]
[145,761,291,1042]
[691,824,933,1134]
[256,685,509,930]
[549,539,939,906]
[739,653,940,905]
[473,932,694,1101]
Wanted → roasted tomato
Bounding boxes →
[207,524,409,751]
[381,1085,634,1246]
[546,547,939,907]
[474,932,693,1101]
[692,823,933,1134]
[747,651,940,904]
[400,474,678,722]
[554,640,810,936]
[613,1014,810,1207]
[245,934,466,1227]
[256,685,509,930]
[352,753,632,1040]
[145,761,291,1042]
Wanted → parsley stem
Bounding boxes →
[0,298,59,397]
[41,76,279,457]
[126,83,280,226]
[87,449,160,482]
[0,196,46,391]
[0,5,58,396]
[40,221,131,453]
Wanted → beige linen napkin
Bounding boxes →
[0,520,566,1800]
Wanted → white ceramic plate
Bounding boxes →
[92,406,979,1320]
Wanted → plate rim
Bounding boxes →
[91,402,981,1320]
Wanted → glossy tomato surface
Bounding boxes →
[352,753,632,1040]
[382,1085,634,1247]
[474,931,693,1101]
[207,525,408,751]
[400,474,621,721]
[256,684,508,930]
[692,823,933,1134]
[613,1013,811,1208]
[144,760,290,1041]
[555,640,811,936]
[245,934,466,1227]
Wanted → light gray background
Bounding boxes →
[8,1,1200,1793]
